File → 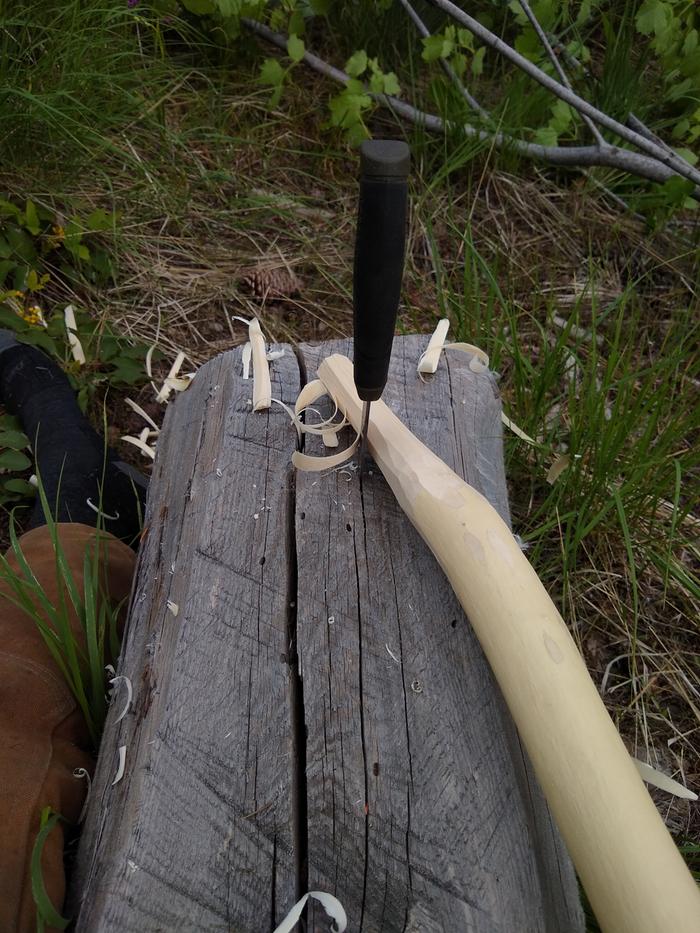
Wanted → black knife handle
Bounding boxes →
[353,139,410,402]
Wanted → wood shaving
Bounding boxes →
[242,341,252,380]
[109,675,133,723]
[156,351,187,403]
[272,891,346,933]
[250,318,271,411]
[418,318,450,374]
[111,745,126,786]
[73,767,92,823]
[167,600,179,617]
[121,434,156,460]
[547,454,571,484]
[64,305,86,365]
[125,397,159,432]
[633,759,697,801]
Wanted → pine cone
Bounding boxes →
[240,266,301,301]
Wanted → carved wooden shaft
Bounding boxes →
[318,353,700,933]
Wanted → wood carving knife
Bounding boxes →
[353,139,410,471]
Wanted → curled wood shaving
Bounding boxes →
[267,349,285,361]
[167,600,179,617]
[145,345,155,379]
[121,434,156,460]
[64,305,86,365]
[109,675,133,723]
[322,430,339,448]
[418,318,450,374]
[547,454,571,484]
[416,319,490,377]
[73,767,92,823]
[125,397,159,432]
[156,351,187,403]
[293,435,360,473]
[273,891,347,933]
[633,759,697,801]
[112,745,126,786]
[290,378,359,472]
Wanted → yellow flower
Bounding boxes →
[17,304,45,327]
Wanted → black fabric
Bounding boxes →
[0,340,146,548]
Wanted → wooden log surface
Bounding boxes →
[71,336,584,932]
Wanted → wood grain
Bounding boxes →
[71,346,301,931]
[73,336,583,932]
[296,337,582,932]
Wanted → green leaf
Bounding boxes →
[457,28,474,52]
[31,809,70,930]
[327,82,372,129]
[309,0,330,12]
[0,198,22,219]
[674,147,699,166]
[0,449,32,471]
[550,99,574,133]
[534,125,560,147]
[422,32,454,63]
[287,34,305,63]
[381,71,400,96]
[471,46,486,76]
[0,260,16,285]
[0,236,12,259]
[682,29,698,57]
[6,225,37,262]
[0,430,29,450]
[0,414,22,431]
[0,306,26,332]
[288,9,305,36]
[24,200,40,236]
[16,329,59,355]
[3,478,36,496]
[85,208,112,232]
[258,58,285,107]
[110,356,146,385]
[345,50,368,78]
[181,0,216,12]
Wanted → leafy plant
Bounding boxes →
[0,413,33,510]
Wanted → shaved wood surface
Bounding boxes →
[72,337,583,932]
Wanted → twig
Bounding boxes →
[426,0,700,189]
[243,18,698,191]
[397,0,489,120]
[518,0,606,147]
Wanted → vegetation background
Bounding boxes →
[0,0,698,926]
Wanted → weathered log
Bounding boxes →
[70,336,583,931]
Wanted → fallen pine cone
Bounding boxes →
[240,265,302,301]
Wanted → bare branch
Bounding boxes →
[426,0,700,188]
[397,0,489,120]
[518,0,606,147]
[242,18,699,195]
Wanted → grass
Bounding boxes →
[0,0,698,924]
[0,475,124,747]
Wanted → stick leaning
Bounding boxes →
[318,353,700,933]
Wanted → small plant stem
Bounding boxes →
[518,0,606,147]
